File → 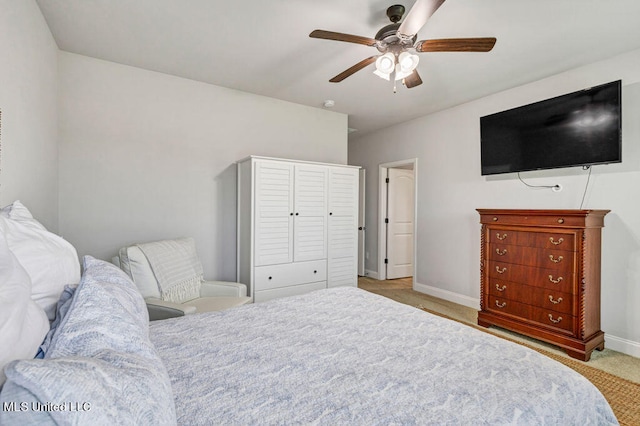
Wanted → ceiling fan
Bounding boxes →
[309,0,496,90]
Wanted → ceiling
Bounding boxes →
[36,0,640,140]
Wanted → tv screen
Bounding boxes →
[480,80,622,176]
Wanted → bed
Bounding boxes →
[1,253,618,425]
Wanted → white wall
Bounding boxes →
[0,0,58,230]
[57,52,348,281]
[349,48,640,356]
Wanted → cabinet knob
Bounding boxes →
[329,212,333,215]
[557,218,564,224]
[492,217,498,221]
[290,213,294,216]
[295,212,299,216]
[313,270,317,274]
[268,276,272,280]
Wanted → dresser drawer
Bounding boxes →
[255,260,327,291]
[530,305,574,333]
[489,244,574,272]
[486,296,530,320]
[488,280,573,315]
[487,296,574,334]
[488,230,576,251]
[481,213,586,228]
[488,261,573,293]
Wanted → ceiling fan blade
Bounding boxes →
[397,0,446,38]
[416,37,497,52]
[404,70,423,88]
[329,56,378,83]
[309,30,378,47]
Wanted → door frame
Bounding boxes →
[377,158,418,283]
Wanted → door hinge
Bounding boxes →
[384,258,389,264]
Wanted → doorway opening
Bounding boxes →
[378,159,417,284]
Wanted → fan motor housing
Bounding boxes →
[375,23,417,52]
[375,5,417,52]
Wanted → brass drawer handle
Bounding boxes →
[548,275,563,284]
[496,248,507,256]
[496,266,507,274]
[549,237,564,245]
[548,314,563,324]
[495,284,507,292]
[496,233,507,240]
[495,300,507,308]
[549,254,564,263]
[557,218,564,224]
[492,217,498,221]
[548,295,563,304]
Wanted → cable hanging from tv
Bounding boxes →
[517,172,561,191]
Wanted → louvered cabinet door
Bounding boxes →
[293,164,328,262]
[327,167,359,287]
[254,161,294,266]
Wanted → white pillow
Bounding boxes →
[0,231,49,387]
[0,201,80,320]
[0,200,42,226]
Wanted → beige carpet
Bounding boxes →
[359,277,640,426]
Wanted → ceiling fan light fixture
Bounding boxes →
[374,52,396,80]
[395,51,419,80]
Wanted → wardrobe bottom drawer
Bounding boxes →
[254,260,327,291]
[254,281,326,303]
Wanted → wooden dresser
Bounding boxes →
[476,209,609,361]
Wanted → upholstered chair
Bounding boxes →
[114,237,251,320]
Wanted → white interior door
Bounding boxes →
[386,168,414,279]
[358,168,366,276]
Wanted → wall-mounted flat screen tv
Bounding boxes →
[480,80,621,176]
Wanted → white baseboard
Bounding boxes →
[413,282,480,311]
[363,269,379,280]
[605,334,640,358]
[413,282,639,359]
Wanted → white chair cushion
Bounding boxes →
[187,296,252,313]
[119,246,161,299]
[200,280,248,297]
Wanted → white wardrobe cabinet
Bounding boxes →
[237,156,359,302]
